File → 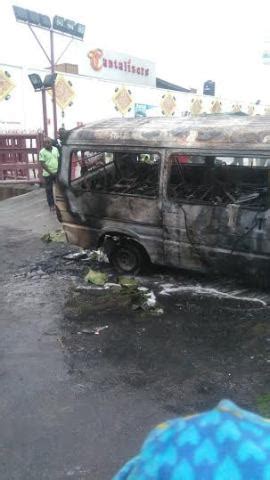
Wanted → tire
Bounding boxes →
[108,241,144,274]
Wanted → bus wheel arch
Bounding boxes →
[99,233,150,274]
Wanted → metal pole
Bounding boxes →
[28,24,51,63]
[55,37,74,64]
[50,29,58,139]
[41,88,48,136]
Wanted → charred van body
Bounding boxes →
[56,115,270,280]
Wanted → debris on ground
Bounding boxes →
[41,229,66,243]
[142,291,157,309]
[80,268,163,314]
[63,251,88,261]
[138,287,148,292]
[133,289,162,313]
[88,249,108,263]
[118,276,139,289]
[75,285,103,292]
[104,282,122,291]
[78,326,109,335]
[56,336,65,348]
[159,283,268,306]
[154,308,164,315]
[116,276,163,313]
[84,269,108,286]
[62,248,109,265]
[93,326,109,335]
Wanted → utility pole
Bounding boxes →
[28,72,57,137]
[41,88,48,136]
[13,6,85,138]
[50,30,57,138]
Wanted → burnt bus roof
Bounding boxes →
[66,115,270,152]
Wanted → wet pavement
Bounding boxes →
[0,184,32,201]
[1,190,270,479]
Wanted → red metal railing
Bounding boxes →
[0,133,44,183]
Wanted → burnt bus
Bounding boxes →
[55,115,270,278]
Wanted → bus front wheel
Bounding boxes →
[108,241,143,274]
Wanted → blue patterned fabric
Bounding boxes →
[112,400,270,479]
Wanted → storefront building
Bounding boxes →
[0,47,267,135]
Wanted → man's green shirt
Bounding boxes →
[39,146,59,177]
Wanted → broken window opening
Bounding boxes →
[70,150,160,198]
[167,154,269,209]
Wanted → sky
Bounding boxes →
[1,0,270,102]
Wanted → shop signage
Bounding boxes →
[85,48,156,87]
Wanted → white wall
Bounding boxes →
[0,63,267,137]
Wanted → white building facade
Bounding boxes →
[0,48,268,136]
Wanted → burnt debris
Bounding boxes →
[168,156,269,208]
[72,151,270,207]
[74,151,160,197]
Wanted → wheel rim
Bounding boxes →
[116,247,138,272]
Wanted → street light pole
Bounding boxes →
[41,88,48,136]
[28,24,55,136]
[50,29,57,138]
[28,73,57,136]
[13,6,85,138]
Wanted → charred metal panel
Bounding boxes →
[72,191,160,225]
[163,200,270,272]
[66,189,164,263]
[57,147,165,263]
[62,222,94,249]
[67,115,270,152]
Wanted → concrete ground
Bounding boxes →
[0,190,168,480]
[1,189,270,480]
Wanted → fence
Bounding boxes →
[0,133,44,183]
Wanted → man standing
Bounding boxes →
[39,137,59,211]
[52,127,67,160]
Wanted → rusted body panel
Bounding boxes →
[57,115,270,277]
[163,201,270,273]
[56,166,164,264]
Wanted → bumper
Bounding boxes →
[62,222,98,249]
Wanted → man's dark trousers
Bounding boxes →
[44,175,55,207]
